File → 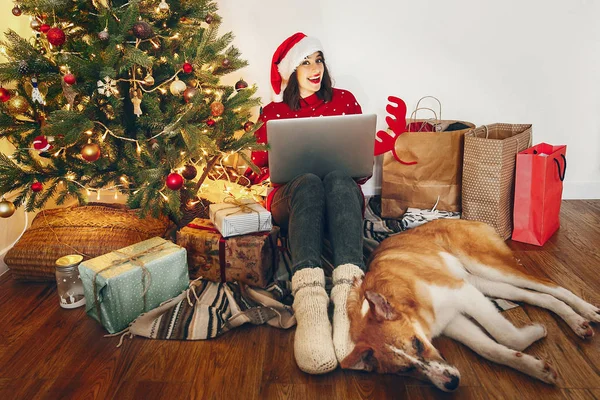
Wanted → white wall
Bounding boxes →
[218,0,600,199]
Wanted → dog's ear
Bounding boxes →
[340,343,376,371]
[365,290,398,321]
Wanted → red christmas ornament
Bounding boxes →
[46,27,66,46]
[33,135,51,151]
[40,24,51,34]
[221,58,231,68]
[63,73,76,85]
[182,62,193,74]
[12,6,22,17]
[235,78,248,91]
[31,182,43,192]
[81,143,101,162]
[206,119,216,127]
[166,172,184,190]
[0,88,10,103]
[243,121,255,132]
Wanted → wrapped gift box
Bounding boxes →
[176,218,279,288]
[78,237,189,334]
[209,198,272,238]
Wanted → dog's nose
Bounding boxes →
[444,375,460,391]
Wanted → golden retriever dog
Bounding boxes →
[341,219,599,392]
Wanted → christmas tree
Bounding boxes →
[0,0,263,223]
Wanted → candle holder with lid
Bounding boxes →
[55,255,86,309]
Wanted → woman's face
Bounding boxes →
[295,51,325,98]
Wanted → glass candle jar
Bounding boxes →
[55,254,86,309]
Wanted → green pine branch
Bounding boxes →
[0,0,264,223]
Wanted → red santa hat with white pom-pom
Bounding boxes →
[271,32,323,102]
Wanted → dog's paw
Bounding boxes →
[579,305,600,324]
[515,324,547,350]
[539,361,558,385]
[566,314,595,339]
[575,321,594,339]
[519,354,558,384]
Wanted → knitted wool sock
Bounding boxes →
[291,268,338,374]
[331,263,364,363]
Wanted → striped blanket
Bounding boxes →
[114,197,515,344]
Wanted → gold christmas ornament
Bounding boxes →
[169,77,186,95]
[7,95,30,115]
[142,73,155,86]
[81,142,101,162]
[0,199,16,218]
[210,101,225,117]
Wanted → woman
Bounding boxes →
[249,32,368,374]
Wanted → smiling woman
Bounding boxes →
[283,51,332,109]
[244,32,369,376]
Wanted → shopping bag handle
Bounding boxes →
[553,154,567,182]
[407,107,439,132]
[408,107,439,121]
[415,96,442,121]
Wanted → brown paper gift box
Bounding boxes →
[176,218,279,288]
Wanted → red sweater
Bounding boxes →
[248,88,364,209]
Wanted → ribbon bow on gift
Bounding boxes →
[97,76,118,98]
[214,196,263,233]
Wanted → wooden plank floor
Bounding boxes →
[0,200,599,400]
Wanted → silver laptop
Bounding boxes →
[267,114,377,184]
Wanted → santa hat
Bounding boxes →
[271,32,323,102]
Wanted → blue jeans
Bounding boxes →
[270,171,366,274]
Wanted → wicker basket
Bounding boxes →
[4,203,170,282]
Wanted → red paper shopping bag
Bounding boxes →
[512,143,567,246]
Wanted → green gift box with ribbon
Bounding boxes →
[78,237,189,334]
